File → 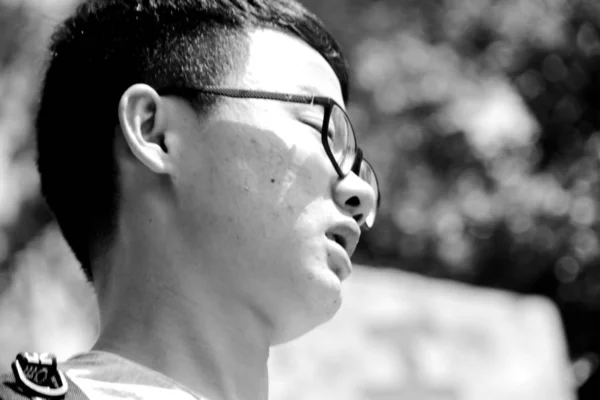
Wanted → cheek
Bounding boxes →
[207,118,331,213]
[174,115,334,255]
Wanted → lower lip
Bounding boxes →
[326,239,352,281]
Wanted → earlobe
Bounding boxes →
[118,84,170,174]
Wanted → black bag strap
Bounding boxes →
[0,352,89,400]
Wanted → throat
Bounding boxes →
[92,258,271,400]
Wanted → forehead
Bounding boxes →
[240,29,344,106]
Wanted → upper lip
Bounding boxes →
[326,221,361,258]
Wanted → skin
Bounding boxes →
[91,28,377,400]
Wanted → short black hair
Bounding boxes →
[36,0,350,282]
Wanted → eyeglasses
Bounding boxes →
[157,86,381,228]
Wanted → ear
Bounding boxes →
[118,84,170,174]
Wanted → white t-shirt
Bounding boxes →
[61,351,207,400]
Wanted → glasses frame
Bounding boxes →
[157,86,381,222]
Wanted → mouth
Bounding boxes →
[326,234,352,281]
[324,221,360,281]
[331,233,347,251]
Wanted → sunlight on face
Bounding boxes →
[172,29,353,344]
[240,29,347,206]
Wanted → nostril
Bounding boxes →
[353,214,363,223]
[345,196,360,207]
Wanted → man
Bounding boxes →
[13,0,379,399]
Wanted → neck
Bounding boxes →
[91,223,270,400]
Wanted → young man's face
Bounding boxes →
[165,29,376,343]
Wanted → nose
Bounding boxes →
[332,172,377,227]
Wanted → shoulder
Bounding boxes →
[61,351,206,400]
[0,351,208,400]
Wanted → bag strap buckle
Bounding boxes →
[11,352,69,399]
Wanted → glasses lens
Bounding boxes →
[329,104,356,175]
[359,159,380,228]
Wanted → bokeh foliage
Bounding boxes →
[1,0,600,397]
[306,0,600,396]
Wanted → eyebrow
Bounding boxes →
[296,84,349,114]
[296,84,330,98]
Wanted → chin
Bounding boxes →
[271,277,343,346]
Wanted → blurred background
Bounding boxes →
[1,0,600,398]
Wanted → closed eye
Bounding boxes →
[302,120,330,141]
[326,125,335,141]
[306,120,335,143]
